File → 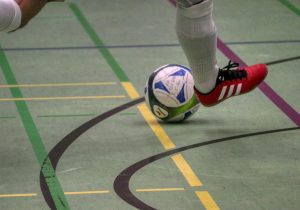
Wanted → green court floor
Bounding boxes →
[0,0,300,209]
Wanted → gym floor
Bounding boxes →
[0,0,299,209]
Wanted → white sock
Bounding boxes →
[176,0,218,94]
[176,0,206,8]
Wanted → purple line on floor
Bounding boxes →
[217,38,300,127]
[168,0,300,127]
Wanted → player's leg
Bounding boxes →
[176,0,206,8]
[176,0,268,106]
[176,0,218,94]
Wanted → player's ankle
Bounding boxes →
[176,0,206,8]
[194,83,216,94]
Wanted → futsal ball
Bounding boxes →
[144,64,200,122]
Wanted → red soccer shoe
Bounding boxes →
[195,61,268,107]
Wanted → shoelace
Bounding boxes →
[217,60,247,84]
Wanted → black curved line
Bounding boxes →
[39,97,145,210]
[38,55,300,209]
[113,127,299,210]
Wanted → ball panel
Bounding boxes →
[152,65,194,107]
[145,64,200,122]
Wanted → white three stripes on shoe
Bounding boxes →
[227,85,235,98]
[218,86,227,100]
[235,83,242,96]
[218,83,243,101]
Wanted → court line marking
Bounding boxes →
[195,191,220,210]
[69,3,129,82]
[122,82,176,150]
[171,154,203,186]
[1,39,300,52]
[136,103,177,150]
[0,188,188,198]
[6,131,293,203]
[168,0,300,129]
[122,82,202,187]
[168,0,220,208]
[169,1,300,208]
[64,191,110,195]
[136,188,185,192]
[37,114,95,118]
[0,95,126,102]
[278,0,300,16]
[0,193,37,198]
[69,4,204,209]
[0,44,70,209]
[36,112,136,118]
[0,116,16,119]
[0,82,117,88]
[217,39,300,128]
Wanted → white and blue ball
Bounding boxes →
[144,64,200,122]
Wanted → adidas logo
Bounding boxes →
[218,83,242,101]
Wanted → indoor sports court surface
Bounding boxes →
[0,0,300,209]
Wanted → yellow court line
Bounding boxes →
[121,82,219,209]
[0,82,218,209]
[121,82,176,149]
[138,104,176,150]
[0,188,188,198]
[136,188,185,192]
[0,82,118,88]
[121,82,140,99]
[121,82,202,183]
[0,95,126,101]
[0,193,37,198]
[195,191,220,210]
[64,190,110,195]
[171,154,202,187]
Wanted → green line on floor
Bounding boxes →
[69,3,130,82]
[0,44,70,210]
[278,0,300,16]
